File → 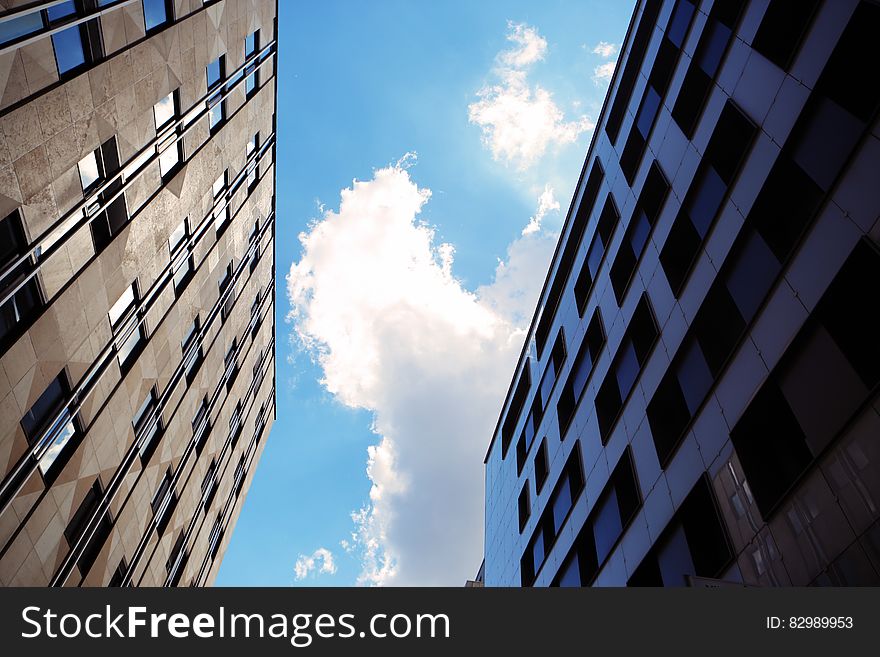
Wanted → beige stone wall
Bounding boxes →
[0,0,277,586]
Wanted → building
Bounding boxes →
[0,0,277,586]
[484,0,880,587]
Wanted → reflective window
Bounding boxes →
[133,387,161,459]
[143,0,172,32]
[64,479,112,576]
[1,210,43,349]
[21,371,80,477]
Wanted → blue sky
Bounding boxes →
[216,0,635,586]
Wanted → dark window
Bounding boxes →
[1,210,44,350]
[192,397,211,454]
[556,308,605,438]
[108,559,128,587]
[250,290,263,338]
[609,162,669,304]
[246,133,260,190]
[166,532,187,587]
[223,339,239,391]
[182,317,203,384]
[151,468,176,534]
[573,193,620,314]
[521,443,584,585]
[501,360,531,458]
[628,475,731,586]
[605,0,664,143]
[233,456,246,496]
[213,171,230,233]
[229,401,243,447]
[133,386,161,460]
[661,101,756,295]
[534,438,549,494]
[731,240,880,518]
[64,479,112,578]
[552,447,640,586]
[751,0,820,71]
[537,329,566,416]
[143,0,173,33]
[535,159,604,356]
[84,138,129,253]
[21,371,81,479]
[595,294,658,442]
[208,515,223,559]
[201,459,218,511]
[169,218,194,295]
[219,261,234,321]
[518,482,530,533]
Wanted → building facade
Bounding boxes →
[0,0,277,586]
[484,0,880,587]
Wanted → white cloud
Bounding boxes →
[592,41,618,58]
[294,548,337,581]
[286,159,555,585]
[522,185,560,236]
[593,61,617,85]
[469,22,594,171]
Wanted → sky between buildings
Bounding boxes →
[216,0,636,586]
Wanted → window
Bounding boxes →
[233,456,246,496]
[609,162,669,304]
[1,210,44,350]
[246,133,260,189]
[206,55,226,131]
[64,479,112,578]
[201,459,218,511]
[192,397,211,454]
[133,386,162,459]
[108,559,128,587]
[518,482,530,533]
[573,194,620,314]
[143,0,173,33]
[556,308,605,438]
[661,101,756,295]
[595,294,658,442]
[182,316,203,384]
[501,360,531,458]
[628,475,731,586]
[0,12,43,47]
[252,348,266,390]
[223,339,239,391]
[83,138,129,253]
[534,438,549,494]
[249,291,262,338]
[169,218,194,295]
[245,30,260,96]
[154,90,183,179]
[219,261,234,321]
[672,0,747,137]
[249,219,261,273]
[751,0,820,71]
[229,401,243,446]
[151,468,177,534]
[731,240,880,518]
[166,532,187,587]
[254,401,267,443]
[212,170,229,233]
[605,0,664,143]
[619,1,696,183]
[521,443,584,585]
[108,282,146,371]
[535,159,604,356]
[47,2,102,77]
[21,371,81,478]
[208,514,223,558]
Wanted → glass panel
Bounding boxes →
[615,341,639,400]
[636,86,661,138]
[558,554,581,587]
[143,0,169,32]
[592,488,622,563]
[552,475,573,533]
[0,12,43,46]
[169,220,187,252]
[47,1,77,22]
[698,20,731,76]
[206,57,222,88]
[37,412,76,475]
[52,25,86,74]
[629,210,652,260]
[667,0,695,49]
[78,151,100,192]
[108,285,135,326]
[154,92,175,130]
[686,165,726,238]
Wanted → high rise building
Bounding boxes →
[484,0,880,587]
[0,0,277,586]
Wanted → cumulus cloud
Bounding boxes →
[592,41,618,58]
[286,159,555,585]
[593,61,617,85]
[522,185,560,236]
[468,22,594,170]
[294,548,337,581]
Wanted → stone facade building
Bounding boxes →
[0,0,277,586]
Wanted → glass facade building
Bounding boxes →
[0,0,277,586]
[484,0,880,587]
